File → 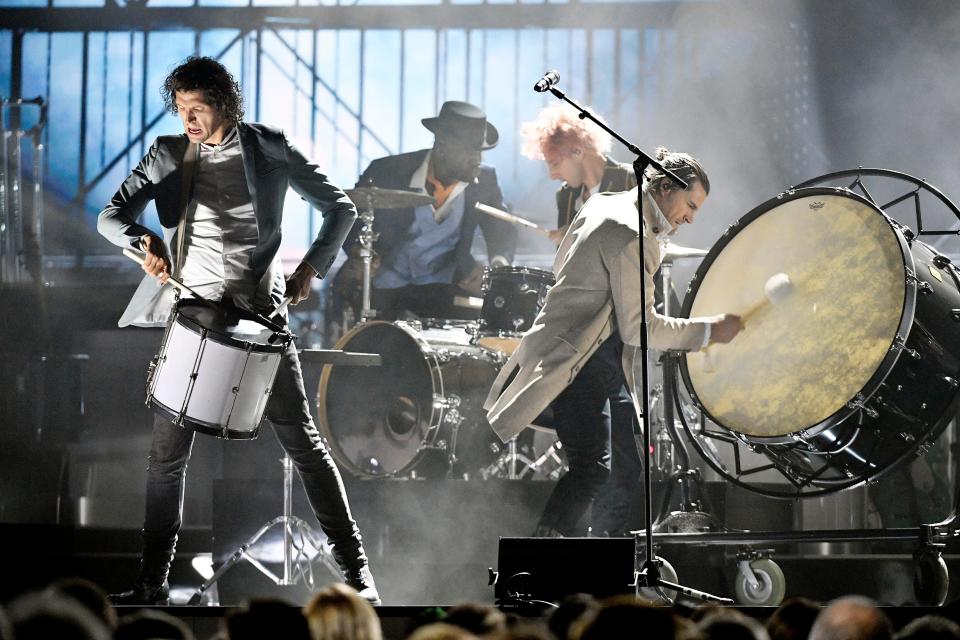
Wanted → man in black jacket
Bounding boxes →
[337,101,517,320]
[97,56,379,605]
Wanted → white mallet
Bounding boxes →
[741,272,794,325]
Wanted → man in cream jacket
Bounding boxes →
[484,148,742,536]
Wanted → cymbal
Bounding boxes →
[663,242,708,262]
[345,186,434,210]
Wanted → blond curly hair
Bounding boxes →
[521,104,612,160]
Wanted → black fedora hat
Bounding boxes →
[421,101,499,150]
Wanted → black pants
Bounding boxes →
[536,335,642,536]
[139,343,367,583]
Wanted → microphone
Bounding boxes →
[533,70,560,93]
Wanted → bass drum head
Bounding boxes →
[681,189,912,439]
[318,321,436,477]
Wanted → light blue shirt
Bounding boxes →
[374,150,470,289]
[374,193,467,288]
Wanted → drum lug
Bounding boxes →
[890,336,921,360]
[433,393,461,411]
[444,408,463,426]
[846,393,879,420]
[933,254,952,269]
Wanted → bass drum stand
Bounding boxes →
[650,257,722,535]
[480,427,566,480]
[188,454,340,605]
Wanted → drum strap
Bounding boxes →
[174,142,199,281]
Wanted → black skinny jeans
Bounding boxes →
[140,343,366,582]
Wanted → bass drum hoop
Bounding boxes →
[678,187,918,444]
[317,320,445,478]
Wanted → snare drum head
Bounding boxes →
[177,300,277,347]
[682,190,911,438]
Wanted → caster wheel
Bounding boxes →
[638,556,678,604]
[733,558,785,606]
[914,553,949,606]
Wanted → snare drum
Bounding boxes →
[147,299,291,439]
[476,266,554,354]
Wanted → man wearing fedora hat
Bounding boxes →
[336,100,517,320]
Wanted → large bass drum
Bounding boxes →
[679,187,960,489]
[317,320,504,478]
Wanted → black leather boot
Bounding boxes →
[344,565,381,606]
[109,542,174,605]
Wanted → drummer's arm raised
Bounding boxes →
[284,131,357,279]
[611,236,714,352]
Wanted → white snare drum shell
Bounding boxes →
[151,319,280,434]
[150,322,203,420]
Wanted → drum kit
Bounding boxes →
[319,185,565,479]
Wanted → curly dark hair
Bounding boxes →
[161,56,244,123]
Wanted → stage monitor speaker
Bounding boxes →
[495,537,635,604]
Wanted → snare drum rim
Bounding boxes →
[316,320,445,478]
[148,395,261,440]
[175,300,288,354]
[678,187,918,444]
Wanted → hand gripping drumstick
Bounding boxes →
[700,273,793,372]
[124,249,291,339]
[269,296,293,319]
[123,248,212,302]
[475,203,552,237]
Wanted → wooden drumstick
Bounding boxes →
[269,296,293,319]
[123,248,211,303]
[475,203,552,237]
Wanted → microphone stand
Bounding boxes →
[540,82,731,605]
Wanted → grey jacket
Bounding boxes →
[484,188,717,442]
[97,122,357,326]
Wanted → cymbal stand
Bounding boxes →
[355,200,379,321]
[188,454,339,605]
[542,78,731,604]
[480,437,565,480]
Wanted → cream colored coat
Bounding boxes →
[483,187,718,443]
